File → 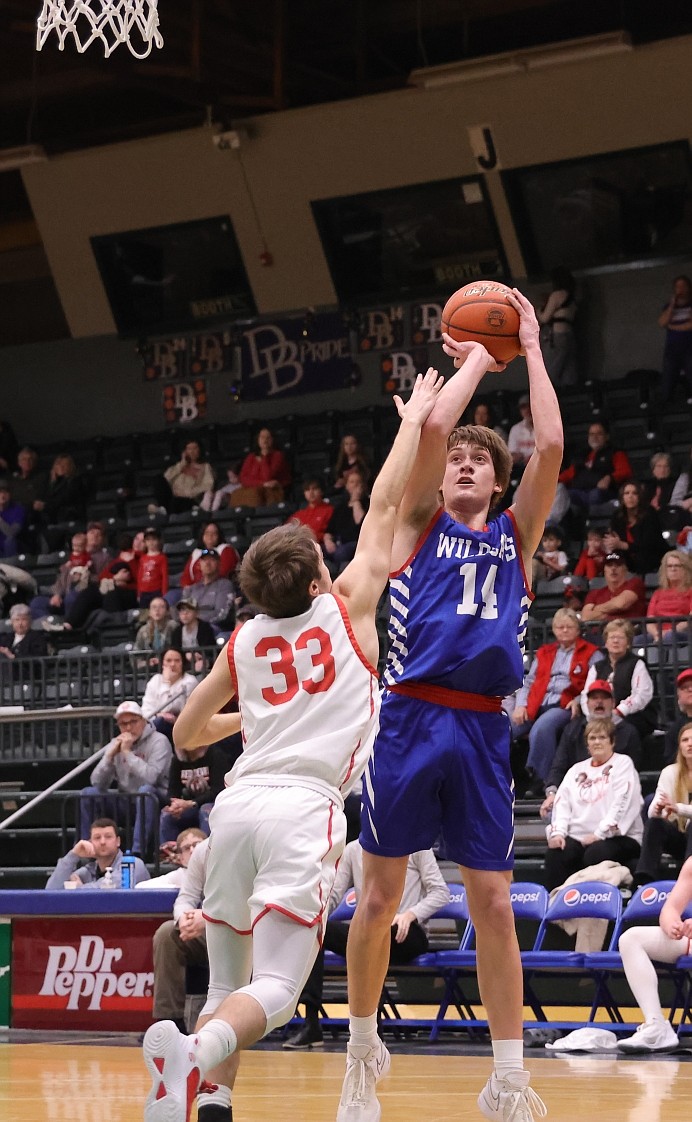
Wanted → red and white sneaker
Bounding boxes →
[143,1020,201,1122]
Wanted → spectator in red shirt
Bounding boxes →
[645,550,692,645]
[137,528,169,607]
[180,522,239,588]
[581,551,647,623]
[573,527,607,581]
[236,427,292,506]
[287,479,334,544]
[559,420,633,507]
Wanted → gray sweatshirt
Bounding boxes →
[89,722,172,798]
[45,848,150,890]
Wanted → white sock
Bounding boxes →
[198,1083,232,1111]
[348,1012,379,1049]
[195,1020,238,1071]
[492,1038,524,1080]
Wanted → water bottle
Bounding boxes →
[120,850,136,890]
[100,867,116,890]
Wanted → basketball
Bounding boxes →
[441,281,521,365]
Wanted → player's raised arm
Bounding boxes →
[172,648,239,749]
[333,368,443,618]
[507,289,564,568]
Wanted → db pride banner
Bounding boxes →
[11,917,161,1031]
[240,312,351,400]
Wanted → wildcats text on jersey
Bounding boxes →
[435,529,517,563]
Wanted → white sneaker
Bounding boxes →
[478,1071,547,1121]
[143,1020,201,1122]
[336,1040,391,1122]
[617,1018,680,1053]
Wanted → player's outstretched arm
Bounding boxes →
[395,340,501,527]
[333,368,443,618]
[173,645,238,749]
[507,289,564,567]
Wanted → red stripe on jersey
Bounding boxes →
[505,507,535,601]
[341,739,361,790]
[332,594,379,678]
[388,680,502,712]
[226,625,240,694]
[390,505,444,578]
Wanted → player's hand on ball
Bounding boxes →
[504,289,540,353]
[393,367,444,424]
[441,334,506,373]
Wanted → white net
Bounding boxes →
[36,0,163,59]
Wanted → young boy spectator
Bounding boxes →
[159,742,228,843]
[137,527,169,607]
[200,464,242,513]
[573,527,607,581]
[532,524,568,585]
[287,479,334,544]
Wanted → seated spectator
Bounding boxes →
[150,835,208,1034]
[185,549,235,631]
[670,445,692,522]
[582,618,657,738]
[137,527,169,607]
[507,394,534,474]
[580,551,647,623]
[30,529,89,621]
[287,479,334,544]
[573,527,607,581]
[11,445,47,507]
[159,742,227,843]
[151,439,215,516]
[84,520,115,578]
[141,647,198,740]
[45,816,149,889]
[617,855,692,1053]
[180,522,239,587]
[663,669,692,766]
[531,524,568,585]
[0,480,24,558]
[632,723,692,889]
[511,608,600,797]
[0,561,36,616]
[200,463,242,513]
[137,826,205,889]
[468,400,507,443]
[0,418,18,473]
[234,427,292,506]
[284,842,450,1049]
[540,679,642,820]
[323,468,369,572]
[135,596,177,664]
[0,603,49,661]
[333,434,372,490]
[170,597,216,672]
[544,717,643,891]
[559,420,633,508]
[40,454,86,548]
[642,550,692,646]
[644,452,677,513]
[80,701,172,856]
[604,481,666,576]
[45,533,140,634]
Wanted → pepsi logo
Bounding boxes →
[564,888,581,906]
[640,886,668,906]
[345,889,357,907]
[450,890,466,904]
[511,891,541,904]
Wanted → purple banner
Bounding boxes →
[240,312,351,400]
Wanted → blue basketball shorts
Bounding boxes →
[359,690,515,870]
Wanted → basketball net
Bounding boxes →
[36,0,163,58]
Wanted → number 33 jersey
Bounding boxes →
[383,508,532,699]
[226,593,380,802]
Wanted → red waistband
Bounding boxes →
[387,681,503,713]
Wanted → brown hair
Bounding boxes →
[603,618,634,645]
[239,523,322,618]
[446,425,513,508]
[657,549,692,591]
[90,817,119,835]
[585,717,616,746]
[672,721,692,833]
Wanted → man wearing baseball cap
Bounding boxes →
[79,700,172,855]
[184,549,235,632]
[581,551,647,622]
[663,668,692,766]
[539,678,642,819]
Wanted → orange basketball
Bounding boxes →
[441,280,521,365]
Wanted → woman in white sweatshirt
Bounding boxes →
[632,722,692,888]
[545,717,643,890]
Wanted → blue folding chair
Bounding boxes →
[426,883,483,1039]
[521,880,623,1027]
[509,882,550,1020]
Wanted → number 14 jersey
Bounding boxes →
[383,508,532,699]
[226,593,379,803]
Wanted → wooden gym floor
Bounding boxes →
[1,1031,691,1122]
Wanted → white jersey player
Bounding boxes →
[142,367,443,1122]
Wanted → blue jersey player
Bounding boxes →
[337,290,563,1122]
